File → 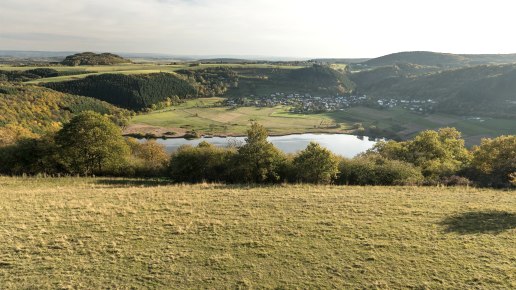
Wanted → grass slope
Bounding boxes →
[0,177,514,288]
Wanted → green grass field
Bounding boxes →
[130,98,348,135]
[130,100,516,142]
[0,177,514,288]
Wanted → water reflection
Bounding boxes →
[139,133,379,158]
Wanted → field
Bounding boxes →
[0,177,514,288]
[128,98,349,136]
[0,63,303,84]
[129,100,516,142]
[325,107,516,144]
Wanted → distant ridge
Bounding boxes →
[363,51,516,67]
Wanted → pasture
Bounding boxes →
[129,98,348,136]
[0,177,514,288]
[130,101,516,142]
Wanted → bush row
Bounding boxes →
[0,112,514,187]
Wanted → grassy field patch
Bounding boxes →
[131,98,346,135]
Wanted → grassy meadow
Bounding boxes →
[0,177,514,289]
[130,98,348,136]
[130,99,516,141]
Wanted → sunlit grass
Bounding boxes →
[0,177,514,288]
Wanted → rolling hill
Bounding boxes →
[61,52,131,66]
[362,51,516,68]
[226,65,355,97]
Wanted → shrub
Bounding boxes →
[338,154,423,185]
[469,135,516,187]
[440,175,472,187]
[126,138,170,177]
[0,135,62,175]
[374,128,471,183]
[169,142,235,183]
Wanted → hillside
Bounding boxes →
[0,84,130,136]
[226,65,355,97]
[353,64,516,118]
[349,63,440,92]
[0,177,514,288]
[363,51,516,68]
[61,52,131,66]
[44,73,197,110]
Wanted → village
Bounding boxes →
[223,92,438,113]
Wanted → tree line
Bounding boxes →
[0,111,514,187]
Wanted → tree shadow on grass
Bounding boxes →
[440,211,516,234]
[94,179,176,187]
[93,178,235,189]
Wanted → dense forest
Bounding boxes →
[0,84,130,145]
[61,52,131,66]
[45,73,197,110]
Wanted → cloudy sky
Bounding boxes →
[1,0,515,58]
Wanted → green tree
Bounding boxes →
[292,142,339,184]
[55,111,129,175]
[470,135,516,187]
[234,123,285,183]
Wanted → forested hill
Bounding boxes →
[288,65,354,90]
[353,64,516,118]
[0,84,130,137]
[224,65,355,97]
[362,51,516,68]
[61,52,131,66]
[44,73,197,110]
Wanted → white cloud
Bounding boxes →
[0,0,515,58]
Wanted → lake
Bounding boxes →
[142,134,379,158]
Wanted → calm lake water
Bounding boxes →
[142,134,379,158]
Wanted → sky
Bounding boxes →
[1,0,515,58]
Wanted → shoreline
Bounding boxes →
[123,128,360,140]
